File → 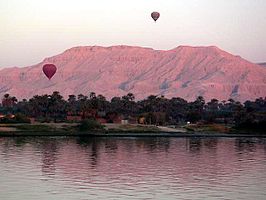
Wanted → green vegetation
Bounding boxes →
[16,124,54,132]
[184,123,230,133]
[0,113,30,124]
[78,119,104,131]
[233,121,266,134]
[0,91,265,135]
[107,124,160,133]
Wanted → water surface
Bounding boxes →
[0,137,266,200]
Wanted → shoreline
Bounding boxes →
[0,123,265,138]
[0,131,265,138]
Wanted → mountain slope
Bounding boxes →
[258,63,266,67]
[0,45,266,102]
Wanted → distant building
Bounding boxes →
[96,117,107,124]
[121,120,128,125]
[138,117,146,124]
[66,115,82,122]
[106,112,122,123]
[29,118,36,124]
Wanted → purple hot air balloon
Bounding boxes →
[43,64,57,80]
[151,11,160,22]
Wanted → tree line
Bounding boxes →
[0,92,265,130]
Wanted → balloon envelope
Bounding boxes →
[43,64,57,80]
[151,12,160,22]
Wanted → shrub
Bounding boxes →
[17,124,52,131]
[14,113,31,123]
[79,119,103,131]
[0,113,30,123]
[235,121,266,133]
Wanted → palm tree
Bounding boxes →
[168,97,188,123]
[89,92,96,100]
[96,94,108,111]
[48,91,67,122]
[187,96,205,122]
[2,93,17,108]
[205,99,219,122]
[28,95,50,118]
[121,93,137,116]
[67,95,77,115]
[110,96,123,113]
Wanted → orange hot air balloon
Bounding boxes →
[43,64,57,80]
[151,11,160,22]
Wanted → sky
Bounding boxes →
[0,0,266,68]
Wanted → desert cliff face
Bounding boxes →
[0,45,265,102]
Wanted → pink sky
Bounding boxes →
[0,0,266,67]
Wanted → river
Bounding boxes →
[0,137,265,200]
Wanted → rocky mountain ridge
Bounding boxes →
[0,45,265,102]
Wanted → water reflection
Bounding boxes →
[41,140,58,176]
[203,138,218,150]
[187,138,202,153]
[35,137,266,183]
[235,138,257,152]
[0,137,265,200]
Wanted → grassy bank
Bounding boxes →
[184,123,230,133]
[0,122,265,137]
[105,124,160,133]
[0,122,161,134]
[184,123,265,135]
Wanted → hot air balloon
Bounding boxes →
[151,11,160,22]
[43,64,57,80]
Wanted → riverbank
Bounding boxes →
[0,123,265,137]
[1,132,265,138]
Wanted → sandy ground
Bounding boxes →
[104,123,187,133]
[0,122,187,133]
[40,122,78,128]
[157,126,187,133]
[0,127,17,132]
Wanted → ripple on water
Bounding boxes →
[0,137,266,200]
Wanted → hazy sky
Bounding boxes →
[0,0,266,68]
